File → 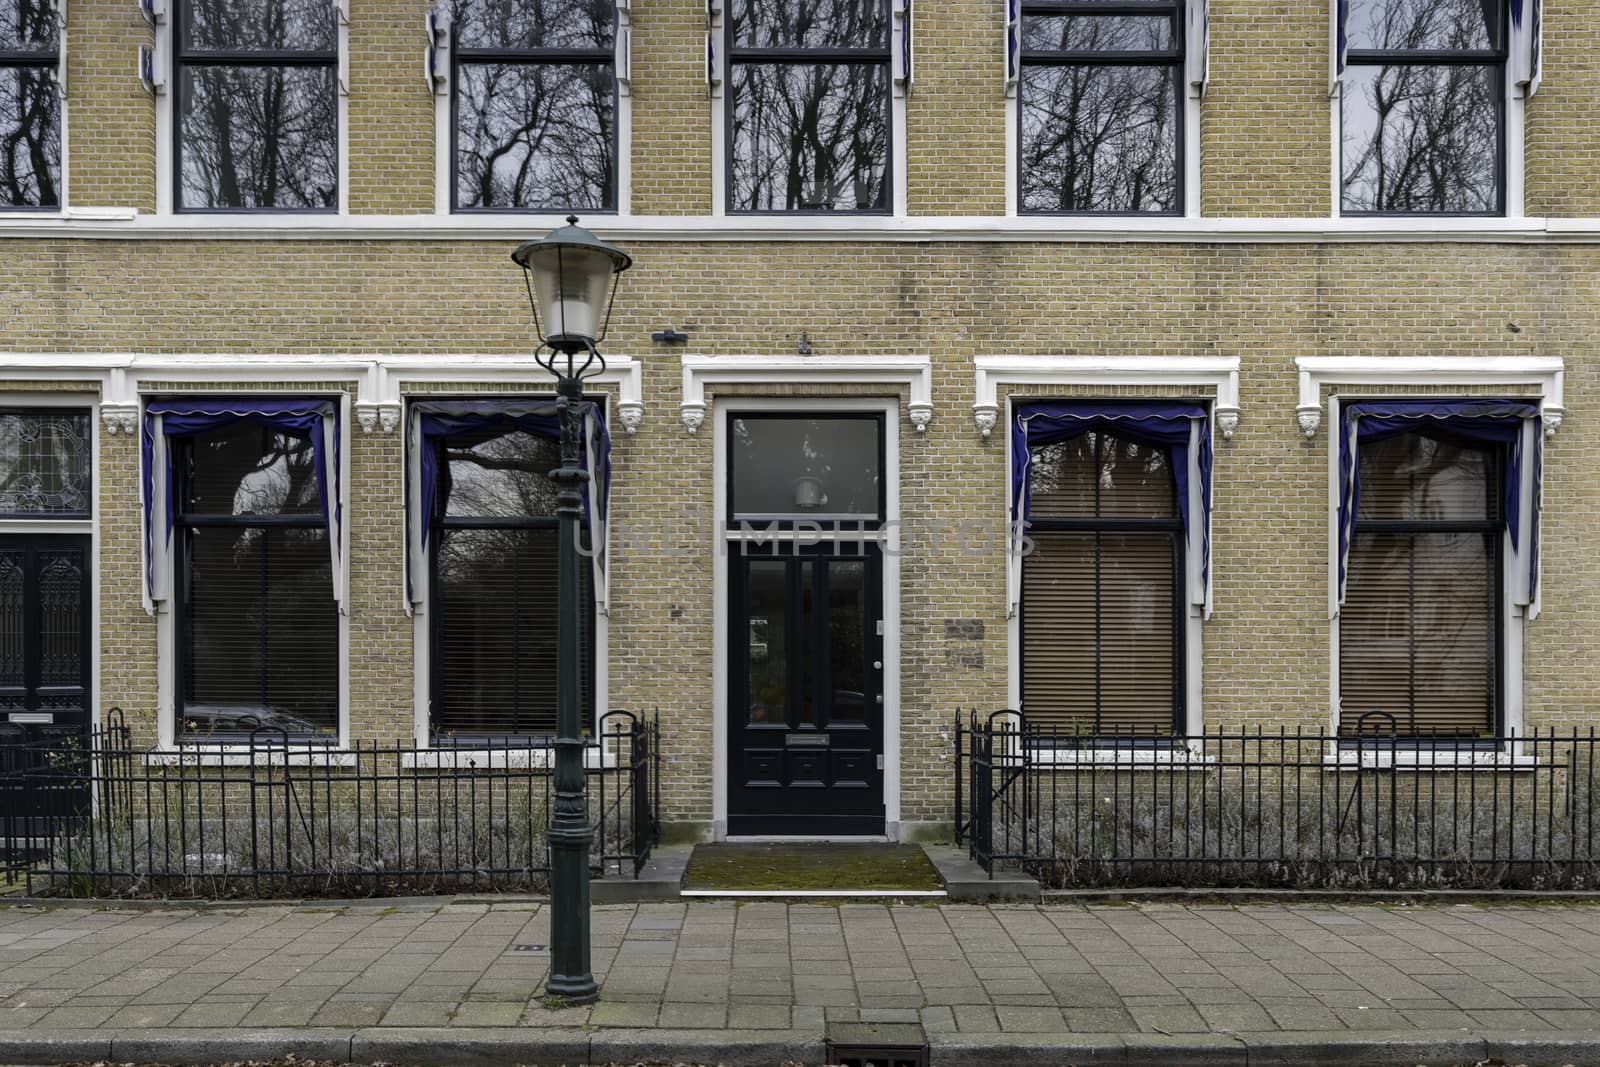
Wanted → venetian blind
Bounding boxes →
[1023,531,1178,736]
[433,527,594,737]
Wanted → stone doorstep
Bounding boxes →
[3,1027,1579,1067]
[590,845,692,904]
[923,846,1042,903]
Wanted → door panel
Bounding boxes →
[730,541,884,834]
[0,535,91,829]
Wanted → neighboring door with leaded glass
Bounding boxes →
[0,407,94,827]
[725,412,887,835]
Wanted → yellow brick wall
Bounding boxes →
[6,238,1599,827]
[347,0,438,213]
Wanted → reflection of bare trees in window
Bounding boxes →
[1341,0,1502,213]
[732,63,887,211]
[451,0,617,211]
[1021,65,1176,213]
[456,64,614,210]
[1017,8,1180,214]
[177,0,338,210]
[727,0,888,212]
[0,0,59,208]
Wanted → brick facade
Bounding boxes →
[2,0,1596,838]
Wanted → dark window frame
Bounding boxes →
[0,407,92,519]
[0,5,61,211]
[1016,0,1186,217]
[449,4,620,214]
[1339,0,1508,217]
[171,0,340,214]
[1019,426,1187,743]
[1341,426,1506,742]
[724,0,895,216]
[172,423,339,744]
[426,419,598,745]
[723,410,888,530]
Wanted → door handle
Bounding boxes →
[873,660,882,669]
[875,694,883,704]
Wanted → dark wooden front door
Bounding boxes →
[0,535,92,827]
[729,541,884,835]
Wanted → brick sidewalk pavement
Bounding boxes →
[3,899,1599,1064]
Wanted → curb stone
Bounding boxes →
[0,1026,1595,1066]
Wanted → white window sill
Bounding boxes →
[1323,749,1540,771]
[145,747,354,767]
[402,746,620,771]
[1015,746,1218,769]
[0,209,1592,244]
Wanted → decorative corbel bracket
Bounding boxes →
[971,354,1243,439]
[678,354,934,434]
[100,403,139,436]
[355,402,402,434]
[1294,356,1567,438]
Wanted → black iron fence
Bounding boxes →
[956,710,1600,890]
[1,708,659,898]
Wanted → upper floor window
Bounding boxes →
[1018,0,1183,215]
[0,0,60,209]
[1340,0,1504,215]
[727,0,891,213]
[450,0,618,212]
[1340,430,1502,736]
[175,0,339,211]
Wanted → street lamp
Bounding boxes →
[513,216,632,1005]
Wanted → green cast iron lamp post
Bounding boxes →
[512,216,632,1005]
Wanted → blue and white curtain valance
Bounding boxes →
[405,398,613,615]
[1336,398,1543,619]
[141,397,346,615]
[1010,400,1215,619]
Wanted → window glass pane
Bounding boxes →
[183,422,322,517]
[826,560,866,723]
[454,62,616,211]
[451,0,615,49]
[730,416,881,519]
[0,411,90,516]
[179,65,338,209]
[746,560,787,726]
[441,429,559,519]
[1357,432,1495,522]
[0,66,60,208]
[1020,64,1178,213]
[181,0,336,51]
[1341,63,1498,214]
[1029,431,1176,520]
[731,0,887,49]
[0,0,58,51]
[1022,15,1173,52]
[434,527,593,736]
[730,63,889,211]
[1340,531,1495,736]
[182,525,337,738]
[1345,0,1497,53]
[1023,530,1177,735]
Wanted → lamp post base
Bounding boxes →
[543,973,600,1004]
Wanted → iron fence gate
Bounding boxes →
[956,709,1600,890]
[2,708,660,898]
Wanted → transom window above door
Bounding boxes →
[0,409,90,518]
[449,0,619,212]
[726,0,893,213]
[728,413,884,523]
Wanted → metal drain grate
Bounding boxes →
[824,1041,931,1067]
